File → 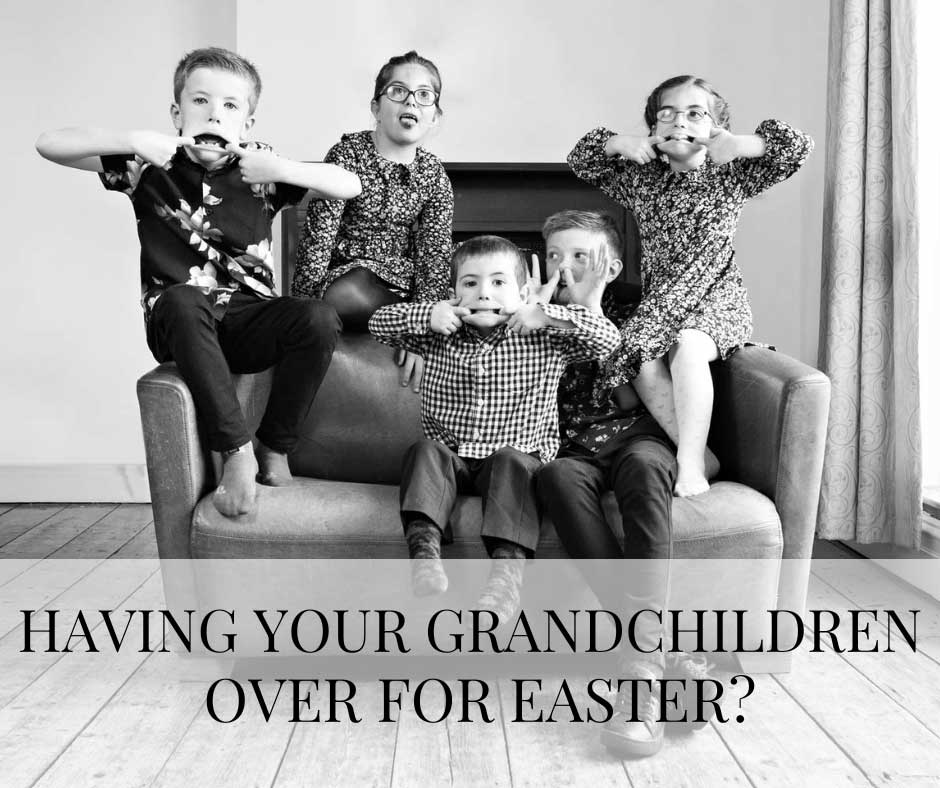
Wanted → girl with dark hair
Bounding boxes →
[569,75,813,497]
[292,51,454,344]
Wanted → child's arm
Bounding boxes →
[696,120,814,197]
[225,145,361,200]
[507,301,619,362]
[368,300,469,353]
[568,128,644,207]
[36,127,195,172]
[412,164,455,303]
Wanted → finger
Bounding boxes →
[528,253,541,283]
[177,136,197,147]
[225,143,245,157]
[452,307,471,317]
[411,356,424,393]
[691,135,711,146]
[561,267,575,287]
[395,348,405,366]
[544,268,561,294]
[448,297,462,306]
[648,135,667,145]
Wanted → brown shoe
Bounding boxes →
[601,662,665,758]
[666,650,716,730]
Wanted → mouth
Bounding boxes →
[398,112,419,128]
[666,133,696,143]
[192,133,230,149]
[468,307,502,315]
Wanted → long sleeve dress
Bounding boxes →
[291,130,454,303]
[568,120,813,393]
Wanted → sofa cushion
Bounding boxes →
[191,479,781,560]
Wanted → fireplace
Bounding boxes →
[280,162,640,289]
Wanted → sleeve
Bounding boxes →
[98,153,146,196]
[367,301,436,355]
[732,119,815,199]
[567,127,636,208]
[240,141,307,212]
[290,139,356,298]
[412,161,455,303]
[540,303,621,362]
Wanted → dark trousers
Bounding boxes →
[147,285,341,453]
[535,416,676,660]
[400,438,542,555]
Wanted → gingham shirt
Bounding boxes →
[369,302,620,462]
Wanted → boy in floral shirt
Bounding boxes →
[36,47,361,517]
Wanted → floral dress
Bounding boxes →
[568,120,813,393]
[291,130,454,302]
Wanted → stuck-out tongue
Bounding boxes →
[193,133,229,147]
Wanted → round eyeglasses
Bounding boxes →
[379,83,438,107]
[656,107,711,123]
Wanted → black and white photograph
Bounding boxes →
[2,0,938,785]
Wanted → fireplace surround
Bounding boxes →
[280,162,640,289]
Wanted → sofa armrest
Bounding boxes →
[710,346,830,560]
[137,363,211,560]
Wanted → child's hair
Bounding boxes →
[173,47,263,114]
[541,210,624,259]
[450,236,527,287]
[372,50,443,112]
[644,75,730,131]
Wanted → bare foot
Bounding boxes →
[213,443,258,517]
[256,442,293,487]
[705,447,721,480]
[674,460,709,497]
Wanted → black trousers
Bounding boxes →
[535,416,676,660]
[147,285,340,453]
[400,438,542,555]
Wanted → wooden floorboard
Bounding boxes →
[0,504,66,550]
[0,505,938,787]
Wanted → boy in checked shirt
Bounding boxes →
[369,235,619,620]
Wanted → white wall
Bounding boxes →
[0,0,236,500]
[0,0,828,501]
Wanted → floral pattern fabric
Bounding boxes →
[557,293,647,452]
[100,144,305,326]
[568,120,813,396]
[291,130,454,303]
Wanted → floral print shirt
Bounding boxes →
[291,130,454,302]
[568,120,813,395]
[557,292,647,452]
[100,144,305,326]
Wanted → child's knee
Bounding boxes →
[153,285,212,323]
[295,298,341,340]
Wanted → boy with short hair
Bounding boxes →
[535,209,715,758]
[36,47,361,518]
[368,235,619,619]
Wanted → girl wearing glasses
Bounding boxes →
[568,75,813,497]
[292,51,453,337]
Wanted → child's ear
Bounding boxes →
[242,114,256,138]
[170,103,182,131]
[519,282,530,301]
[370,99,381,122]
[606,258,624,283]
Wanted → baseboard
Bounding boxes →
[0,464,150,503]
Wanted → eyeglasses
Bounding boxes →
[379,83,438,107]
[656,107,711,123]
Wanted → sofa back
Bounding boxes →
[279,333,422,484]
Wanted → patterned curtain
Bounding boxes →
[817,0,921,546]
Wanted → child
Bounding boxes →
[291,50,454,335]
[35,47,361,518]
[533,210,713,758]
[568,75,813,497]
[368,235,619,620]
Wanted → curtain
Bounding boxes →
[817,0,921,546]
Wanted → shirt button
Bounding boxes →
[477,365,485,375]
[473,430,482,440]
[478,398,485,406]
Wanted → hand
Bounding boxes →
[605,134,666,165]
[395,348,424,393]
[692,128,741,165]
[524,253,561,305]
[226,143,285,184]
[562,244,614,309]
[430,298,469,335]
[130,131,195,169]
[506,302,550,335]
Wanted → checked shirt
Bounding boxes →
[369,302,619,462]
